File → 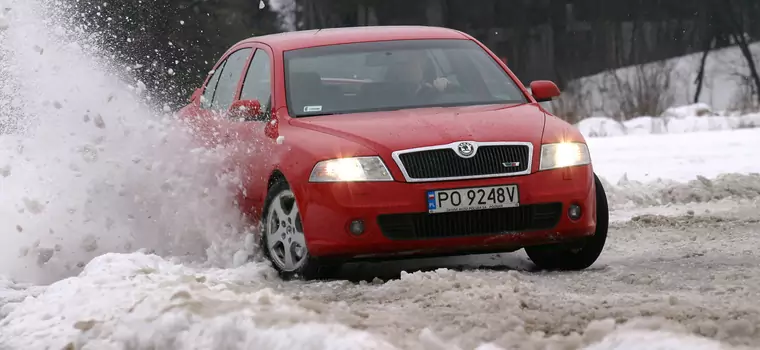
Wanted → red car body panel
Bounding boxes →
[239,26,471,52]
[177,26,598,261]
[302,166,596,258]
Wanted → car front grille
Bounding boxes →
[376,203,563,240]
[396,144,531,181]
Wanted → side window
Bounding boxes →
[200,61,226,109]
[210,48,253,112]
[240,49,272,119]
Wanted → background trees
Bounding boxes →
[72,0,760,112]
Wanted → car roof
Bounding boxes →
[240,25,470,52]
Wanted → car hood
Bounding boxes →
[288,103,547,153]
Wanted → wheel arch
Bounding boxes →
[267,169,288,189]
[264,167,309,213]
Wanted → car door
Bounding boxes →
[180,46,253,147]
[177,56,225,146]
[206,47,254,145]
[225,45,277,218]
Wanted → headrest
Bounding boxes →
[289,71,322,89]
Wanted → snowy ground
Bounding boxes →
[282,209,760,350]
[3,0,760,349]
[3,193,760,350]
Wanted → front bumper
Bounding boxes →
[297,165,597,259]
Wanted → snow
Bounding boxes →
[2,252,754,350]
[0,253,397,350]
[587,128,760,184]
[562,41,760,139]
[662,103,716,118]
[575,103,760,139]
[576,116,629,137]
[266,0,297,31]
[583,330,732,350]
[3,0,760,349]
[0,13,9,31]
[0,0,253,286]
[621,116,667,135]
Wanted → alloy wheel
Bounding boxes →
[265,189,308,272]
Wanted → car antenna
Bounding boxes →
[314,28,321,35]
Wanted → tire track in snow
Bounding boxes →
[272,207,760,349]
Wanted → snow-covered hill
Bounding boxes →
[562,41,760,117]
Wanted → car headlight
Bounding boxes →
[309,156,394,182]
[539,142,591,171]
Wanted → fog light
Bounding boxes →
[349,219,365,235]
[568,204,582,220]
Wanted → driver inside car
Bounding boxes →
[385,51,453,96]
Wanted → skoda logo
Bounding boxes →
[456,142,476,157]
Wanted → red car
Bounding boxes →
[178,26,609,280]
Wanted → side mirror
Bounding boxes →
[191,88,202,103]
[530,80,561,102]
[228,99,263,121]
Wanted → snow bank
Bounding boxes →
[575,103,760,138]
[0,254,745,350]
[601,173,760,210]
[587,127,760,184]
[583,329,734,350]
[620,116,668,135]
[588,124,760,210]
[0,277,44,320]
[576,116,629,137]
[0,253,397,349]
[578,124,760,212]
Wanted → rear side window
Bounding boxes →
[200,61,225,109]
[211,48,253,112]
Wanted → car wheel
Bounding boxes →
[261,179,341,280]
[524,173,609,271]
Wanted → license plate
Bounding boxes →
[426,185,519,214]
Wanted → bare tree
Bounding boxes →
[548,80,593,124]
[602,61,675,120]
[717,0,760,105]
[693,1,715,103]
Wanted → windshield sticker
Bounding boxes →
[304,105,323,112]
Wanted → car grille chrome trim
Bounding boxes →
[377,203,563,240]
[391,141,533,182]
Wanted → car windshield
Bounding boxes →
[284,39,528,117]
